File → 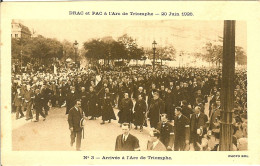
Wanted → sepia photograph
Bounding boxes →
[10,19,247,152]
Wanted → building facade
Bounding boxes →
[11,20,31,39]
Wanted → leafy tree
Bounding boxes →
[83,34,144,62]
[110,41,128,60]
[12,34,65,66]
[12,37,32,59]
[118,34,139,60]
[235,46,247,65]
[194,41,247,67]
[30,35,49,61]
[147,46,176,65]
[61,40,75,60]
[202,42,222,67]
[84,39,108,60]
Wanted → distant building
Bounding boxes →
[11,20,31,39]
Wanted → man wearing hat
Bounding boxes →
[13,87,25,120]
[147,129,166,151]
[174,107,190,151]
[209,99,221,139]
[147,92,165,128]
[147,83,158,108]
[41,83,52,116]
[68,99,85,151]
[34,89,46,122]
[190,106,208,151]
[88,86,99,120]
[135,87,146,101]
[66,86,78,115]
[24,85,34,120]
[157,114,174,150]
[79,87,88,117]
[100,88,116,124]
[118,93,133,124]
[181,100,193,119]
[133,94,147,131]
[115,123,140,151]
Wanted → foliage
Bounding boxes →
[194,41,247,66]
[84,39,109,59]
[202,42,223,64]
[83,34,144,61]
[235,46,247,65]
[61,40,75,60]
[12,35,64,65]
[147,46,176,62]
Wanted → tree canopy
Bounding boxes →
[12,35,72,65]
[193,41,247,66]
[83,34,144,61]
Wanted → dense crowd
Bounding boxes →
[11,63,247,151]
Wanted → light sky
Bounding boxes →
[18,19,247,54]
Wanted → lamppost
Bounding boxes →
[182,54,184,68]
[20,50,23,69]
[179,52,183,68]
[178,54,180,68]
[152,40,157,72]
[218,58,221,68]
[108,48,111,66]
[73,40,79,67]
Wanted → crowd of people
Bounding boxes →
[11,63,247,151]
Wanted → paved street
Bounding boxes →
[12,107,151,151]
[12,99,212,151]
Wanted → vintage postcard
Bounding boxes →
[1,1,260,165]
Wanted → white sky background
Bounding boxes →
[18,19,247,54]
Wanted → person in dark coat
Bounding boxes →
[147,83,157,107]
[148,92,165,128]
[50,81,57,107]
[174,85,182,107]
[117,82,126,108]
[100,88,116,124]
[174,107,190,151]
[115,123,140,151]
[202,77,211,96]
[181,100,193,119]
[165,88,175,121]
[88,86,99,120]
[209,99,221,139]
[110,81,118,107]
[24,85,34,120]
[190,106,208,151]
[159,85,166,102]
[13,88,24,119]
[42,84,53,116]
[135,87,146,101]
[66,86,78,115]
[194,89,205,109]
[34,89,46,122]
[75,78,84,94]
[157,114,174,150]
[118,93,133,124]
[56,87,64,107]
[79,87,88,117]
[68,99,85,151]
[168,81,175,93]
[132,78,139,100]
[58,81,67,106]
[133,94,147,131]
